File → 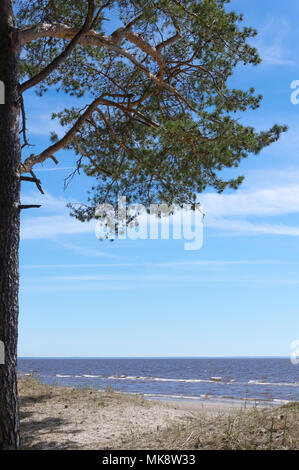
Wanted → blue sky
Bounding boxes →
[19,0,299,357]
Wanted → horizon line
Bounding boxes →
[18,355,290,359]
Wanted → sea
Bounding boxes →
[18,357,299,405]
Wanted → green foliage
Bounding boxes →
[16,0,287,220]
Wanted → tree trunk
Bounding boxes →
[0,0,21,450]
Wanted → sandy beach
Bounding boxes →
[19,376,298,450]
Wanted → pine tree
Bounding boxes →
[0,0,286,448]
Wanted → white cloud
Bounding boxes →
[21,283,132,293]
[29,274,197,282]
[28,113,65,137]
[241,168,299,189]
[206,217,299,237]
[21,263,137,268]
[200,185,299,218]
[21,259,282,269]
[21,191,71,212]
[21,215,94,239]
[23,273,299,286]
[34,167,76,172]
[21,192,94,240]
[156,259,286,268]
[21,182,299,240]
[56,241,121,259]
[198,184,299,236]
[253,17,296,66]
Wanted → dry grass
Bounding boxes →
[19,376,298,450]
[122,402,299,450]
[19,376,189,450]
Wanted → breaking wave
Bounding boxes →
[54,373,299,387]
[248,380,299,387]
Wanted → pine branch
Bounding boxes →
[19,0,95,94]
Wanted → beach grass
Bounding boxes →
[126,401,299,450]
[19,376,298,450]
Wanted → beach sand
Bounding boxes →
[19,376,298,450]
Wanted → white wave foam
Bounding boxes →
[143,393,206,401]
[107,375,216,383]
[142,393,278,404]
[82,374,102,378]
[55,374,73,378]
[54,374,298,388]
[248,380,299,387]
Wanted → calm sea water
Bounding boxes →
[18,358,299,404]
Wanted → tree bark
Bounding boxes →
[0,0,21,450]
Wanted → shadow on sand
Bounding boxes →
[20,394,81,450]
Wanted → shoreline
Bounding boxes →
[108,391,290,409]
[18,372,294,408]
[141,394,289,407]
[19,376,298,449]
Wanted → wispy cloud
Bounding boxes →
[253,17,296,66]
[206,218,299,237]
[156,259,287,268]
[23,273,299,286]
[21,191,71,212]
[21,263,136,269]
[21,215,94,239]
[21,283,133,293]
[56,241,121,259]
[21,259,283,269]
[241,168,299,189]
[21,182,299,240]
[28,113,65,138]
[21,192,93,240]
[201,185,299,218]
[34,167,76,172]
[200,184,299,236]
